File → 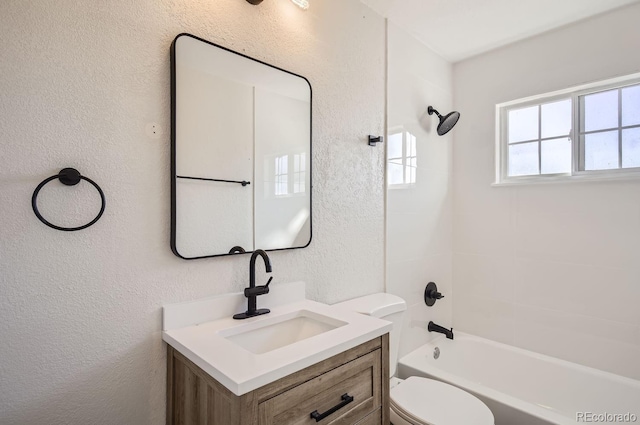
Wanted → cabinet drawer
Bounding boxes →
[354,408,382,425]
[258,350,381,425]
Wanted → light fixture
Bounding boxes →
[291,0,309,10]
[245,0,308,8]
[427,106,460,136]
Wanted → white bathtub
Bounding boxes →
[397,332,640,425]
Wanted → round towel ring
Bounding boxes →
[32,168,106,231]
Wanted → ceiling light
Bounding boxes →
[291,0,309,10]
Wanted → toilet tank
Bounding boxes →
[333,293,407,377]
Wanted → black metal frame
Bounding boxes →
[170,33,313,260]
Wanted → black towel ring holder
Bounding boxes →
[32,168,106,232]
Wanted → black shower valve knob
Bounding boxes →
[424,282,444,307]
[431,290,444,299]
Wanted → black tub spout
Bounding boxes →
[428,321,454,340]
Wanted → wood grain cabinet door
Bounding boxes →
[258,350,382,425]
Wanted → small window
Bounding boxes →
[506,99,572,177]
[496,73,640,184]
[273,153,307,196]
[275,155,289,196]
[580,86,640,170]
[388,129,417,187]
[292,153,306,194]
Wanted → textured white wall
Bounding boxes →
[453,3,640,380]
[0,1,385,424]
[386,22,453,359]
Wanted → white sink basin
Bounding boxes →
[219,310,347,354]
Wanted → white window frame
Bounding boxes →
[495,72,640,186]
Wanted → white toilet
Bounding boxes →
[334,293,494,425]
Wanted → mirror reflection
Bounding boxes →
[171,34,312,259]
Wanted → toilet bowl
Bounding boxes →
[390,376,493,425]
[334,293,494,425]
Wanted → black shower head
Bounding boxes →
[428,106,460,136]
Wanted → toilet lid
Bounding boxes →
[390,377,494,425]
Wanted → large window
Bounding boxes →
[496,73,640,184]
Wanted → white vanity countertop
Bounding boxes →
[162,282,392,396]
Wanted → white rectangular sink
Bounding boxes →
[219,310,347,354]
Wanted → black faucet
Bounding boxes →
[233,249,273,320]
[428,321,454,340]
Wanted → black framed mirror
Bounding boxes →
[171,34,312,259]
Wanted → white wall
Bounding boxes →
[453,3,640,380]
[0,1,385,424]
[386,22,453,358]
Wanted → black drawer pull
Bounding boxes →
[310,393,354,422]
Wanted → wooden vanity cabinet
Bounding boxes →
[166,334,389,425]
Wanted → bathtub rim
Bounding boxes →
[398,331,640,425]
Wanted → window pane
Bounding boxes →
[388,132,403,159]
[388,162,404,185]
[406,132,416,157]
[293,153,305,172]
[582,89,618,132]
[276,175,288,196]
[276,155,288,174]
[509,142,539,176]
[293,165,305,193]
[622,128,640,168]
[584,130,619,170]
[541,99,571,138]
[622,85,640,127]
[541,137,571,174]
[407,166,416,184]
[508,106,538,143]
